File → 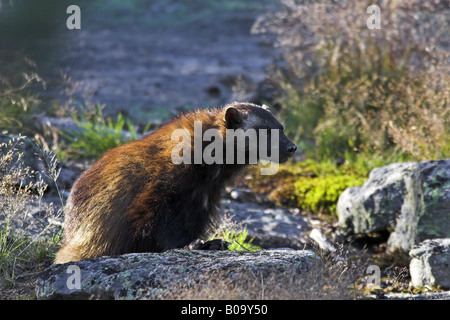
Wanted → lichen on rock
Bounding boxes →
[337,159,450,252]
[36,249,321,300]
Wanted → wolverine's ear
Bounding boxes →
[224,107,243,127]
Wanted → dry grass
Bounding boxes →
[0,135,62,298]
[158,245,366,300]
[386,72,450,159]
[253,0,449,160]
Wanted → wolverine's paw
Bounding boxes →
[188,239,230,250]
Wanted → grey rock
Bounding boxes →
[409,238,450,290]
[309,229,336,253]
[225,186,258,203]
[368,291,450,300]
[221,200,311,249]
[35,249,321,300]
[337,160,450,252]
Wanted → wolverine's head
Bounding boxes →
[223,102,297,164]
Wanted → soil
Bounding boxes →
[37,0,278,124]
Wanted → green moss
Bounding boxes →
[292,175,366,215]
[247,160,367,216]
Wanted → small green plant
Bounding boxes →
[63,105,148,160]
[209,214,261,251]
[218,227,261,252]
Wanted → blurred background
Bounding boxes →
[0,0,277,126]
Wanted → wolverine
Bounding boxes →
[55,102,297,263]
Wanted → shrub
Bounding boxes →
[209,214,261,251]
[0,135,61,293]
[62,105,146,160]
[0,52,50,137]
[218,227,261,252]
[253,0,449,161]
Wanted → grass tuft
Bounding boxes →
[0,135,62,298]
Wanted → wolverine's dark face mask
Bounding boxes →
[224,104,297,165]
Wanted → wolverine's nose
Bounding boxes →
[287,144,297,155]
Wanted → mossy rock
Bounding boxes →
[337,160,450,252]
[36,249,321,300]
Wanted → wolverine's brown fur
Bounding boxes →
[55,102,296,263]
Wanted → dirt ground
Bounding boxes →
[37,0,278,124]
